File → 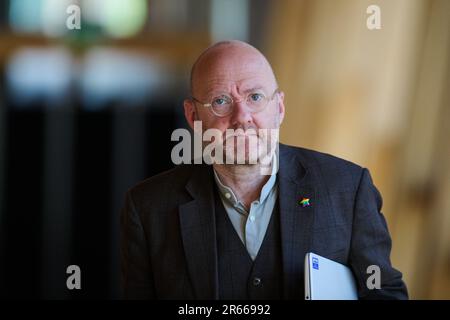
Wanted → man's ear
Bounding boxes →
[183,99,197,131]
[277,91,285,125]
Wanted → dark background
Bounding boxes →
[0,0,271,299]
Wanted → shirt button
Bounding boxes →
[253,277,262,286]
[249,215,255,222]
[252,201,259,206]
[225,193,231,199]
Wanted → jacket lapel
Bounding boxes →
[178,164,219,299]
[278,145,316,299]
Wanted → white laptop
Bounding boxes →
[304,252,358,300]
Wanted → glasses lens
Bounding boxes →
[212,95,232,115]
[246,93,268,111]
[207,90,277,116]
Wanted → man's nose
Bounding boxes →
[231,99,253,124]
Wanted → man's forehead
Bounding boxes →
[191,41,276,95]
[193,52,275,95]
[199,75,270,96]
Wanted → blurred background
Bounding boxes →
[0,0,448,299]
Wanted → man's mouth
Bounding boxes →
[224,130,258,139]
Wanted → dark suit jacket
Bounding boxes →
[120,144,408,299]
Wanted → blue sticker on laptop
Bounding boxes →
[312,257,319,270]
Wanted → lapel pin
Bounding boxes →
[299,197,311,207]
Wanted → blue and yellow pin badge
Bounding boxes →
[299,197,311,207]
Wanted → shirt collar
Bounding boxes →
[213,162,278,208]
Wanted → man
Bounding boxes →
[120,40,408,299]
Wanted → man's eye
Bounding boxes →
[213,97,229,106]
[249,93,264,102]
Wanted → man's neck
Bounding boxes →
[213,164,270,210]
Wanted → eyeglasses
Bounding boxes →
[191,88,280,117]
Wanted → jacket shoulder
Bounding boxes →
[280,144,365,184]
[126,164,193,204]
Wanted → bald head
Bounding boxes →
[189,40,277,97]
